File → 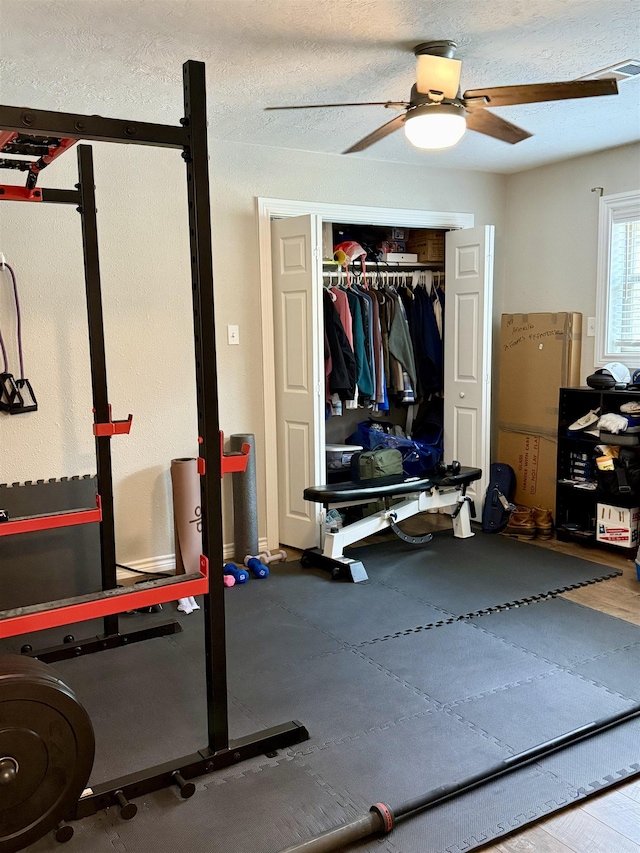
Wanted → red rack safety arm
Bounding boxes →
[0,186,44,202]
[93,404,133,437]
[0,555,209,640]
[0,131,18,148]
[0,495,102,537]
[219,431,251,477]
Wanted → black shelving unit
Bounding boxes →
[556,386,640,557]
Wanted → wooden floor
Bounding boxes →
[286,518,640,852]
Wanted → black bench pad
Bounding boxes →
[304,466,482,505]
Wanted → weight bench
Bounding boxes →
[301,466,482,582]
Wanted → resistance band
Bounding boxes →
[0,260,37,413]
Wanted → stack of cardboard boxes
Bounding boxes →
[498,313,582,513]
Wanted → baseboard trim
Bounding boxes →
[117,538,271,579]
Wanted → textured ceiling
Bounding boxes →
[1,0,639,173]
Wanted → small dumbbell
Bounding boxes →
[258,549,287,565]
[244,556,269,578]
[436,460,462,476]
[223,574,235,587]
[224,562,249,584]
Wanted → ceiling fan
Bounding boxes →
[265,40,619,153]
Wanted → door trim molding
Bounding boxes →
[257,197,475,549]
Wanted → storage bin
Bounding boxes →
[596,503,640,548]
[326,444,362,471]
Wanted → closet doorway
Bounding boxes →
[258,198,493,551]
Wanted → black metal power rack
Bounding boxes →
[0,60,308,824]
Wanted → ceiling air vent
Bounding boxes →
[578,60,640,83]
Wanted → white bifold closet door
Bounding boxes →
[443,225,494,511]
[270,214,325,549]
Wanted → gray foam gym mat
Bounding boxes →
[447,668,635,754]
[470,596,640,666]
[53,639,209,785]
[570,643,640,701]
[259,563,451,645]
[346,532,621,616]
[359,619,557,706]
[298,706,510,805]
[230,645,437,746]
[20,542,640,853]
[377,763,579,853]
[0,476,101,609]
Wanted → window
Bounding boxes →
[595,190,640,366]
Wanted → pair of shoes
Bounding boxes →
[504,506,554,539]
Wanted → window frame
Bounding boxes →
[595,189,640,367]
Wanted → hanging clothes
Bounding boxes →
[387,290,417,401]
[323,289,357,401]
[345,288,374,401]
[323,263,444,424]
[330,286,354,349]
[330,285,359,409]
[414,285,443,395]
[354,284,377,405]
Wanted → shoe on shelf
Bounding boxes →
[503,506,536,539]
[620,401,640,415]
[568,409,600,432]
[531,506,554,539]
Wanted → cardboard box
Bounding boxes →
[406,230,445,263]
[497,429,558,510]
[497,313,581,511]
[380,252,419,263]
[499,313,582,437]
[596,503,640,548]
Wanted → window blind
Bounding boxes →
[607,213,640,354]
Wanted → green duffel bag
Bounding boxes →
[354,447,404,484]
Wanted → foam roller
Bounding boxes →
[231,434,258,563]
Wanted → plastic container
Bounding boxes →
[326,444,362,471]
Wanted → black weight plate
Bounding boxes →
[0,655,95,853]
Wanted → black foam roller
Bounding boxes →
[231,433,258,561]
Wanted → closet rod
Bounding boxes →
[322,263,443,273]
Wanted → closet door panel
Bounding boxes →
[271,215,324,549]
[444,226,494,512]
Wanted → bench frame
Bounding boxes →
[323,485,474,559]
[302,472,478,582]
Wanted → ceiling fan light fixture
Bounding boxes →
[404,103,467,150]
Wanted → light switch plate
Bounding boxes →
[587,317,595,337]
[227,324,240,345]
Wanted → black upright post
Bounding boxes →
[77,144,119,637]
[182,61,229,751]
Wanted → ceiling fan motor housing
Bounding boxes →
[413,41,458,59]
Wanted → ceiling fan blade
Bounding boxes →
[465,109,532,144]
[265,101,409,111]
[343,114,407,153]
[416,54,462,98]
[463,78,618,108]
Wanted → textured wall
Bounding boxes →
[0,144,196,564]
[0,138,506,562]
[502,142,640,381]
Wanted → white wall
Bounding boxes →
[0,144,196,564]
[502,141,640,382]
[0,137,507,562]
